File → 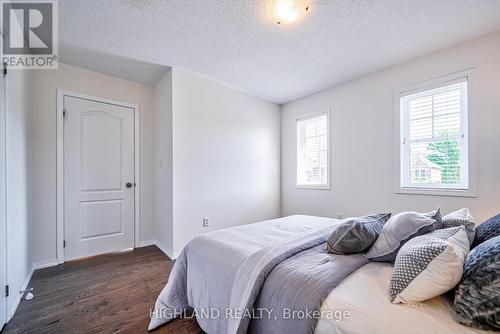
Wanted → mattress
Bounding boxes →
[316,262,491,334]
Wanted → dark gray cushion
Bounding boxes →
[472,213,500,249]
[365,208,442,262]
[454,235,500,331]
[326,213,391,255]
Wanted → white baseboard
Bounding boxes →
[8,266,34,321]
[137,239,156,248]
[153,239,178,260]
[32,259,59,270]
[9,258,59,320]
[135,239,178,259]
[30,240,174,270]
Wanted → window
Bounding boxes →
[397,72,472,194]
[415,169,427,179]
[296,111,330,189]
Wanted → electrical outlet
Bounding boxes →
[202,217,209,227]
[337,213,344,219]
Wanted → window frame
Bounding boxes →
[295,109,331,190]
[394,69,476,197]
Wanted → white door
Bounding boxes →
[64,96,135,261]
[0,64,7,329]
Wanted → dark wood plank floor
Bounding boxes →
[2,246,202,334]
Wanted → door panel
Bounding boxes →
[79,199,124,239]
[64,96,135,261]
[80,112,122,191]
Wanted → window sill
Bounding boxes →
[395,187,477,198]
[296,184,331,191]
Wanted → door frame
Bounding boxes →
[56,89,140,264]
[0,64,7,327]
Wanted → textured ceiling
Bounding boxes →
[59,0,500,104]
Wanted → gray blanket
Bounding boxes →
[149,215,368,333]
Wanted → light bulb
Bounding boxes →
[272,0,309,24]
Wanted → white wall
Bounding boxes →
[5,68,32,318]
[168,68,281,254]
[281,31,500,223]
[152,70,174,254]
[30,62,281,263]
[31,63,155,264]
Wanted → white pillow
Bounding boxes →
[389,226,470,304]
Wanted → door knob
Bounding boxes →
[126,182,133,188]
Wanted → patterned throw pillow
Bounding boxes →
[471,213,500,249]
[390,226,470,304]
[326,213,391,255]
[365,209,442,262]
[454,235,500,331]
[443,208,475,244]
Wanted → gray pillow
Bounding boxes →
[365,208,442,262]
[442,208,475,244]
[326,213,391,255]
[454,235,500,331]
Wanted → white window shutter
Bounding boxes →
[296,112,329,188]
[400,78,469,190]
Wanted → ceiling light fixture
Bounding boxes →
[272,0,309,25]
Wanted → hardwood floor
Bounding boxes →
[2,246,202,334]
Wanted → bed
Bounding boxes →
[149,215,487,334]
